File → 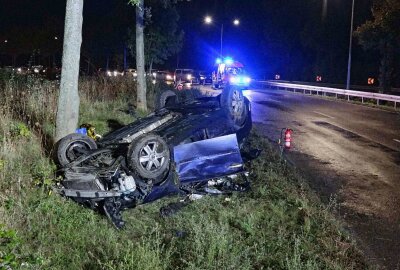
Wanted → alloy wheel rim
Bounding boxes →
[231,90,244,121]
[139,141,167,171]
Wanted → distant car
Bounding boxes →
[31,65,45,75]
[156,71,174,84]
[124,69,138,78]
[191,71,201,85]
[174,69,194,84]
[15,67,29,75]
[148,69,158,79]
[197,71,212,85]
[106,70,124,77]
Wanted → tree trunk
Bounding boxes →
[55,0,84,141]
[136,0,147,111]
[379,41,395,93]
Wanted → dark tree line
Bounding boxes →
[355,0,400,92]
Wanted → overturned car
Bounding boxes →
[55,86,253,228]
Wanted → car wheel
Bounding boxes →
[155,90,179,110]
[127,134,170,182]
[56,134,97,166]
[220,85,248,128]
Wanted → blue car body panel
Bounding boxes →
[174,134,243,183]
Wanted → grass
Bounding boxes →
[79,99,136,135]
[0,74,367,269]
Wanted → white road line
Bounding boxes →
[394,139,400,144]
[271,99,282,103]
[313,111,335,119]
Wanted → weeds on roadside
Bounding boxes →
[0,224,42,269]
[0,73,367,269]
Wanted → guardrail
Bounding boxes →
[257,81,400,110]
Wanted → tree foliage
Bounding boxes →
[355,0,400,91]
[127,0,184,112]
[127,2,184,71]
[356,0,400,49]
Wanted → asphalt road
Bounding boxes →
[200,85,400,269]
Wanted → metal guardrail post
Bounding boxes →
[260,81,400,110]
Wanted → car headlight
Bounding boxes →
[200,76,205,80]
[187,74,192,80]
[166,75,172,80]
[230,77,238,84]
[244,77,251,83]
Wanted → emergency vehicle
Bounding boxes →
[212,57,251,89]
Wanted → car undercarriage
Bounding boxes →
[54,86,255,229]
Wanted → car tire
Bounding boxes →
[56,134,97,166]
[127,134,170,182]
[220,85,248,129]
[155,90,179,110]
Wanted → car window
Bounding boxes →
[227,68,244,75]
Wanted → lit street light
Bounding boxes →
[54,36,59,40]
[4,40,8,43]
[204,15,240,56]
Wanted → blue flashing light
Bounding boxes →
[216,58,222,64]
[230,76,251,85]
[224,57,233,65]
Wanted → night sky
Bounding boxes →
[0,0,377,82]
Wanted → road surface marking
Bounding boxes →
[394,139,400,144]
[313,111,335,119]
[270,99,282,103]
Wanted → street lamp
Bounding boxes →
[4,40,8,43]
[204,16,213,24]
[346,0,355,90]
[204,15,240,57]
